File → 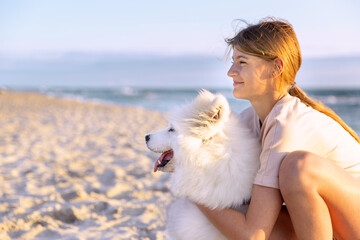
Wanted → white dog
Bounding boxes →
[145,90,261,240]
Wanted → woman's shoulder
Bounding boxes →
[264,94,358,147]
[267,94,327,125]
[239,94,306,125]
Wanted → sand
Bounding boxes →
[0,91,173,240]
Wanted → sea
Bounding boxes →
[7,86,360,136]
[2,54,360,135]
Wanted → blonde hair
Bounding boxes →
[226,17,359,143]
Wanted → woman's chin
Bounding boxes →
[233,89,247,99]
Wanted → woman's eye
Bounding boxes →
[232,60,246,65]
[168,128,175,132]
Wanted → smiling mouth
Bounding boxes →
[153,150,174,172]
[233,82,244,85]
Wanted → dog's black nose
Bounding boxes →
[145,135,150,142]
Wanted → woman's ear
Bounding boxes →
[272,58,284,78]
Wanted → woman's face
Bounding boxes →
[228,48,277,101]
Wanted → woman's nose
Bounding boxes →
[227,65,237,78]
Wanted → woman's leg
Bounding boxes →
[269,205,297,240]
[279,151,360,240]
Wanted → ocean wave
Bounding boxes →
[310,94,360,106]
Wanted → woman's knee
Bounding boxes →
[279,151,318,195]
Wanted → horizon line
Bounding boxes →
[1,50,360,61]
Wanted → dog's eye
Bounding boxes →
[168,128,175,132]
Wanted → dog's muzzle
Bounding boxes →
[145,134,174,172]
[153,150,173,172]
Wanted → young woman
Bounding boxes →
[195,18,360,240]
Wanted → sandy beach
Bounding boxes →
[0,91,173,239]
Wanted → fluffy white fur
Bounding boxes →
[146,90,261,239]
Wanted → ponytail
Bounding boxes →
[289,86,360,143]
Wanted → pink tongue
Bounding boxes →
[154,150,174,172]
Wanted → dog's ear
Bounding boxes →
[208,105,222,123]
[172,90,230,141]
[212,108,221,120]
[207,95,229,123]
[196,96,229,142]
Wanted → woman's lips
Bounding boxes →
[233,81,244,86]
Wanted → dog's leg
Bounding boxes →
[166,198,226,240]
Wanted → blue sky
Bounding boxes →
[1,0,360,58]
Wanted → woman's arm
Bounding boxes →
[196,185,283,240]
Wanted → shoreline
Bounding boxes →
[0,88,166,114]
[0,91,172,239]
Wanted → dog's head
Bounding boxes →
[145,89,231,172]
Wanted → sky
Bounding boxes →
[1,0,359,58]
[0,0,360,88]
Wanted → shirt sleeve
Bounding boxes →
[253,110,287,189]
[253,105,306,189]
[253,105,335,189]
